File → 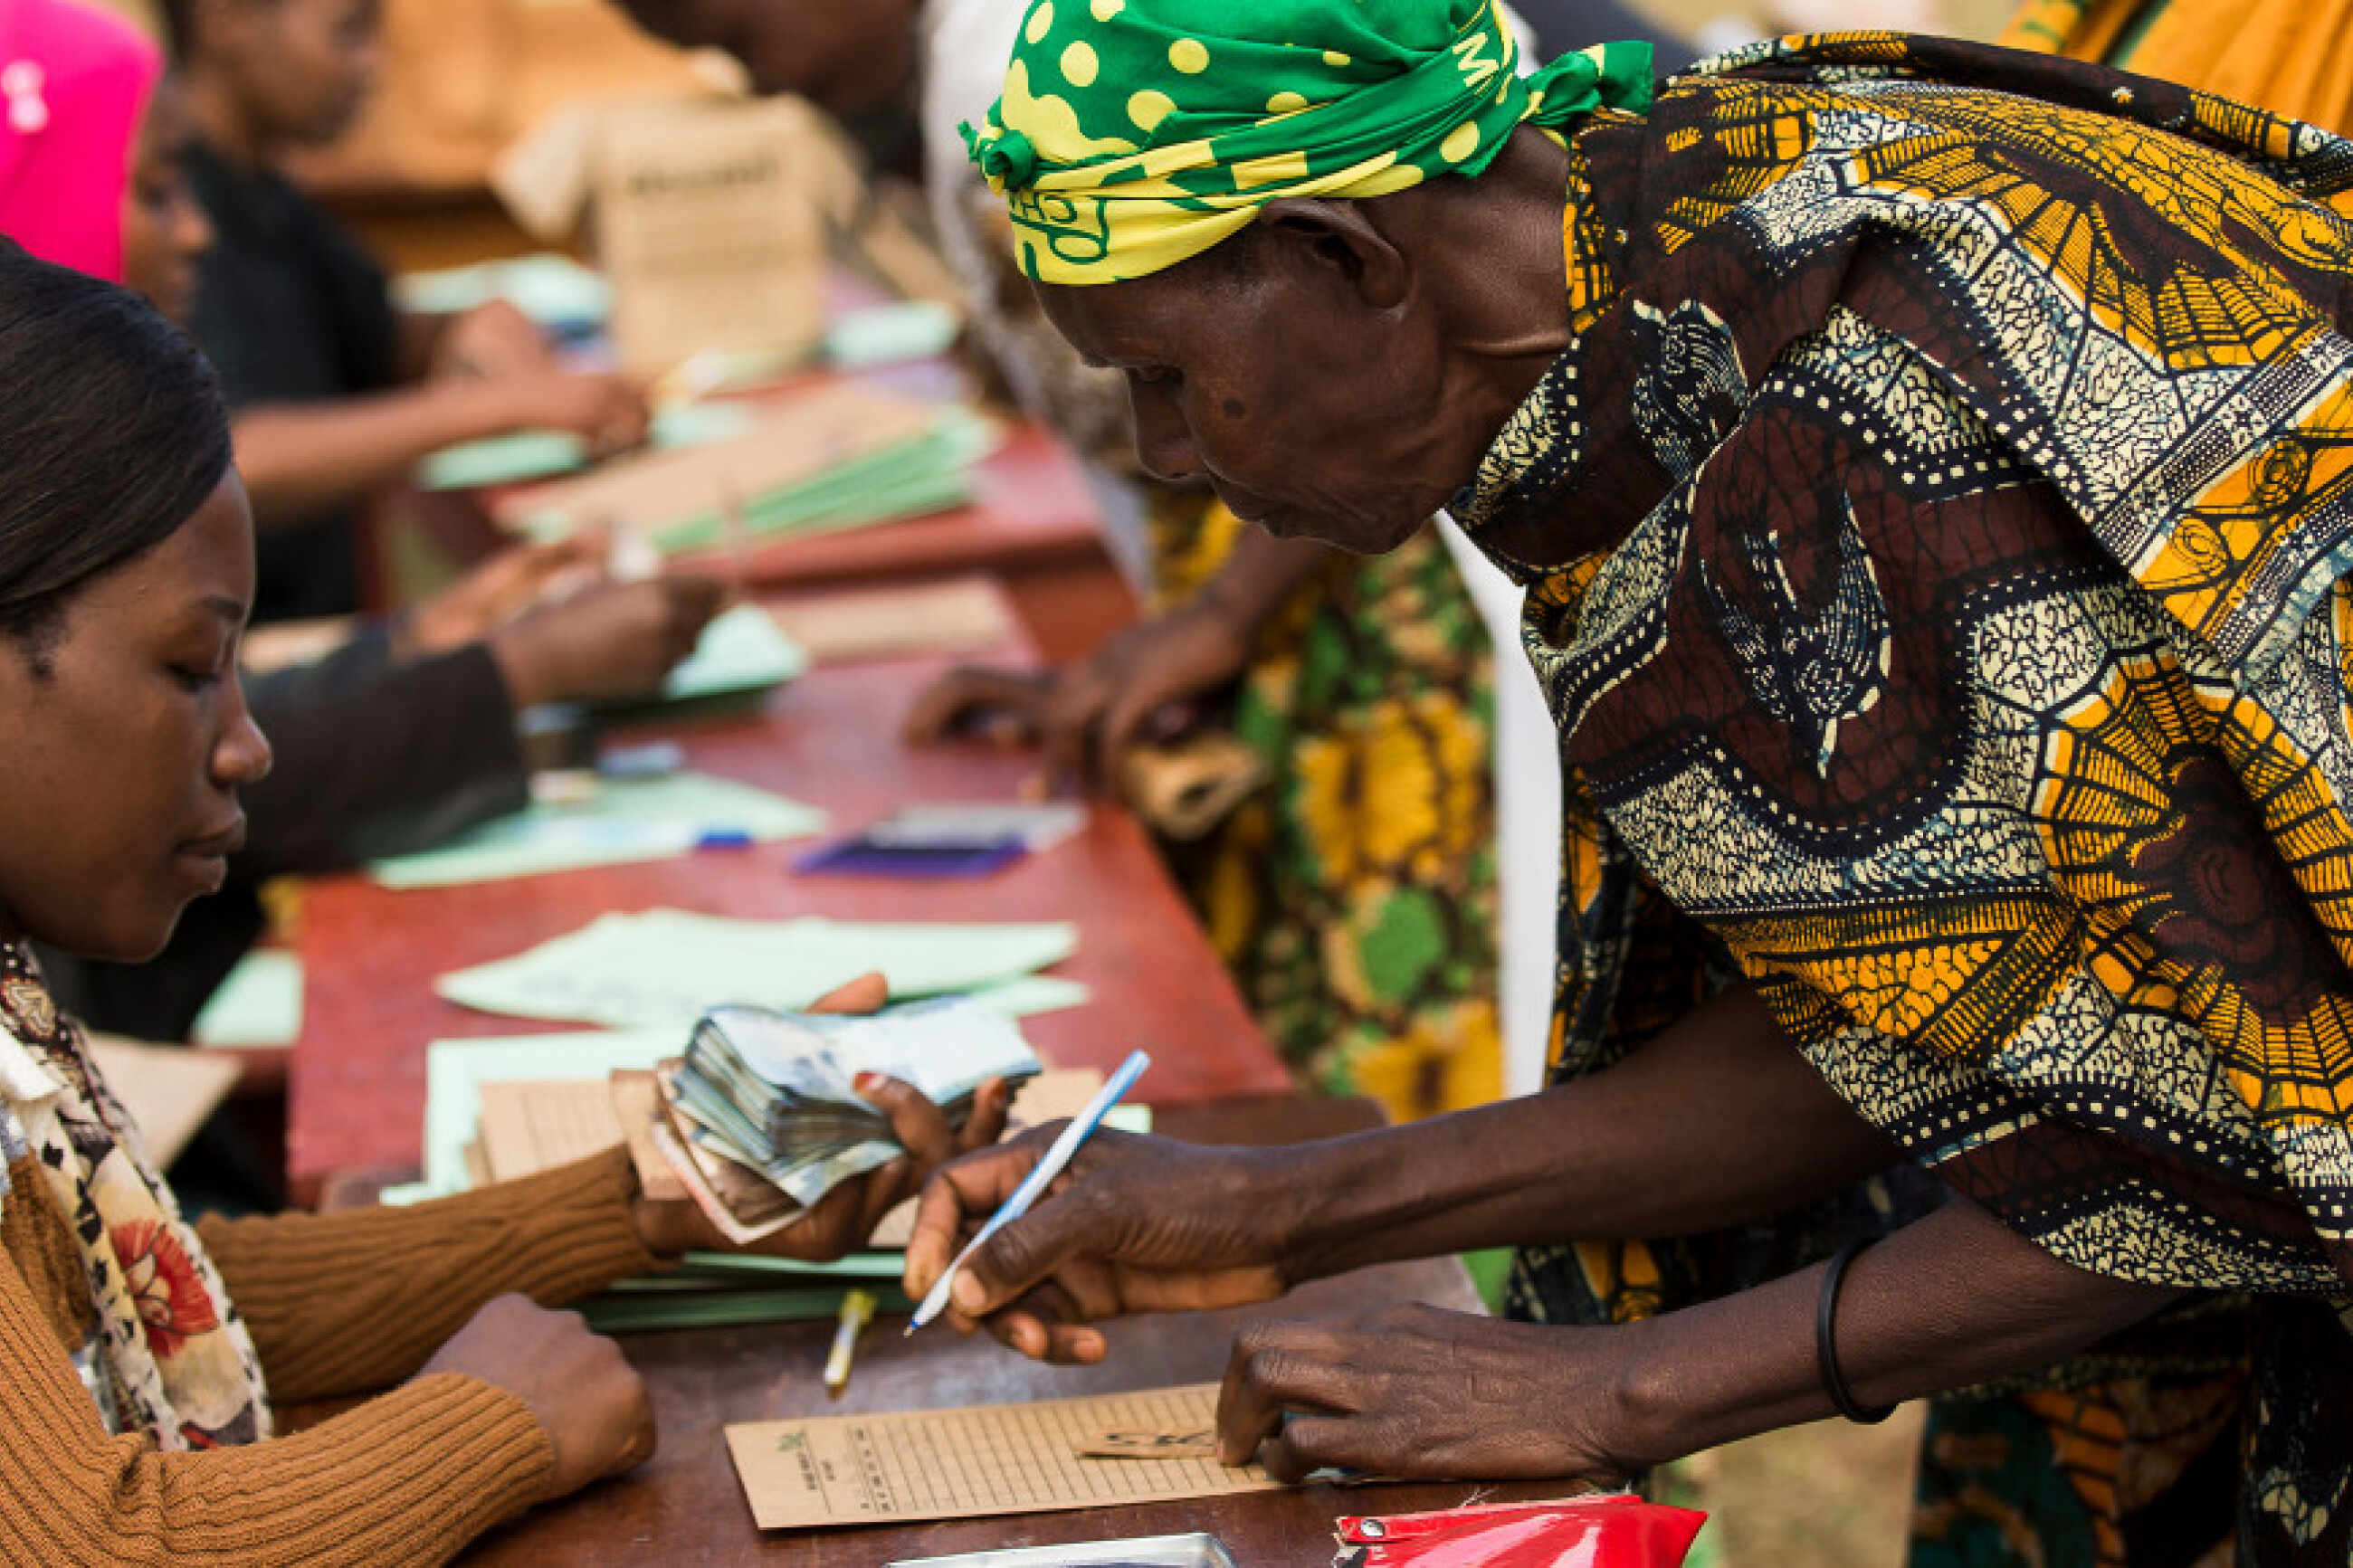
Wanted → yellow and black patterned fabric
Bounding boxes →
[1451,33,2353,1564]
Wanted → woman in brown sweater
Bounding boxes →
[0,241,1001,1563]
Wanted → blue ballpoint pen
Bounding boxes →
[904,1048,1150,1335]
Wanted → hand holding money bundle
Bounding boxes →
[653,997,1042,1241]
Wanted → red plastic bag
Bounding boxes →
[1333,1494,1707,1568]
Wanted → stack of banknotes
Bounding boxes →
[652,996,1042,1241]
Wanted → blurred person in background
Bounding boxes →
[164,0,655,622]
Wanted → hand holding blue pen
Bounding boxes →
[905,1049,1149,1335]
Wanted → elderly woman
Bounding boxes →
[906,6,2353,1564]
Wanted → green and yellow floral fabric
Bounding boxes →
[1148,495,1503,1120]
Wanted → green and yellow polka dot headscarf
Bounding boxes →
[961,0,1653,285]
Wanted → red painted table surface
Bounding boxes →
[288,644,1287,1182]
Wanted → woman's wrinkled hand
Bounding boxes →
[904,1128,1291,1364]
[901,596,1253,795]
[901,666,1055,750]
[1216,1303,1640,1485]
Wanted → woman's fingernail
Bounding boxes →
[952,1274,986,1313]
[853,1071,881,1094]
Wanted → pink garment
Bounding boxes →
[0,0,158,282]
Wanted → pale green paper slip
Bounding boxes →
[433,911,1086,1030]
[650,602,808,704]
[188,949,304,1049]
[823,299,959,368]
[391,253,611,325]
[416,401,762,492]
[366,772,826,890]
[412,1028,677,1198]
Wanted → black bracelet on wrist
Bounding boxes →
[1816,1237,1895,1425]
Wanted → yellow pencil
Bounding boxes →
[824,1289,877,1392]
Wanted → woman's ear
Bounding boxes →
[1255,197,1412,311]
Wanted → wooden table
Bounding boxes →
[288,630,1291,1185]
[444,1097,1568,1565]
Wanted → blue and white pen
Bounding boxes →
[904,1048,1149,1335]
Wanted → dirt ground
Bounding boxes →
[1663,1405,1929,1567]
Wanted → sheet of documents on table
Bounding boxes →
[409,1030,1129,1202]
[766,578,1016,665]
[188,948,304,1048]
[495,381,996,556]
[725,1384,1279,1530]
[433,911,1086,1029]
[410,1029,677,1198]
[648,601,809,703]
[367,773,826,889]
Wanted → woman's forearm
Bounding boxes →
[1197,524,1341,641]
[1218,1195,2186,1483]
[1267,982,1900,1281]
[1609,1197,2185,1468]
[230,382,517,529]
[202,1147,661,1401]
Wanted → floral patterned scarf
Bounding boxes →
[0,943,268,1447]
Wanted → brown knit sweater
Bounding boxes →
[0,1144,668,1564]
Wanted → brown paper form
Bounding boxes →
[766,578,1017,665]
[612,1069,690,1203]
[724,1383,1278,1529]
[476,1078,628,1183]
[592,96,832,375]
[1072,1429,1221,1460]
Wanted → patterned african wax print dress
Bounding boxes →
[1143,495,1504,1120]
[1449,34,2353,1566]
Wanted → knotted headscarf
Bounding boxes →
[961,0,1653,284]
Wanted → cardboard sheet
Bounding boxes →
[592,97,828,375]
[767,578,1017,665]
[724,1384,1278,1530]
[85,1038,243,1169]
[476,1078,629,1183]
